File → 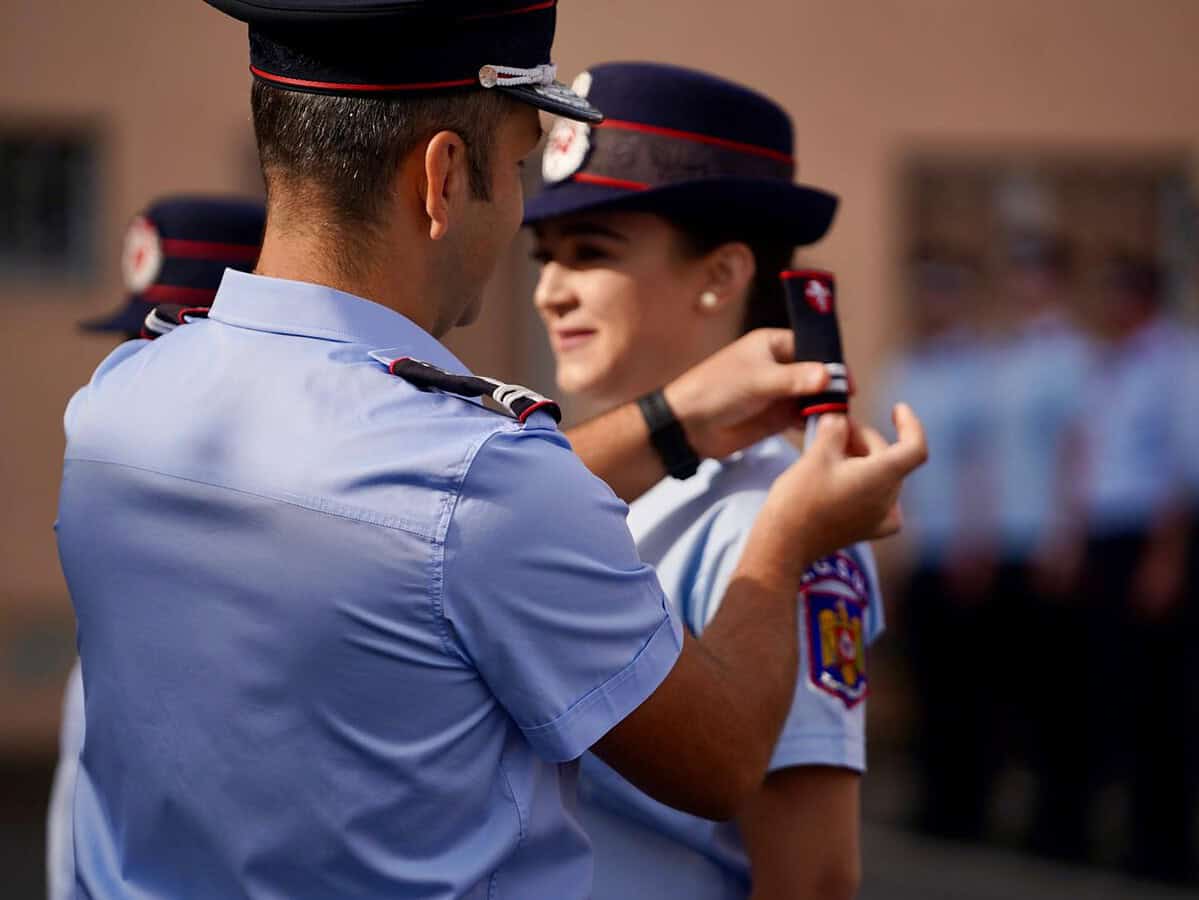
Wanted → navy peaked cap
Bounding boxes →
[526,62,838,247]
[202,0,601,123]
[81,196,265,337]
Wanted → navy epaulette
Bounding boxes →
[387,357,561,425]
[142,304,210,339]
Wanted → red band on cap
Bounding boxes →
[572,172,651,191]
[161,239,259,264]
[250,66,476,93]
[142,285,218,304]
[460,1,556,21]
[781,269,834,281]
[597,119,795,165]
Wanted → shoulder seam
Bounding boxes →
[64,455,434,539]
[429,422,525,661]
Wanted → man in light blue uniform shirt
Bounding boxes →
[1068,255,1192,880]
[47,195,266,900]
[879,248,994,840]
[981,234,1091,858]
[579,437,883,900]
[54,2,927,897]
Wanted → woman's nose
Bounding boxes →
[534,262,579,317]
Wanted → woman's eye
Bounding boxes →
[574,244,609,263]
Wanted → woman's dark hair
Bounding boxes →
[665,215,796,333]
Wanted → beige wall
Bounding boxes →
[1,0,1196,751]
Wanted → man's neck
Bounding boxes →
[255,222,441,335]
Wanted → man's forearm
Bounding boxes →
[565,402,668,504]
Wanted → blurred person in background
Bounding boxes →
[527,62,884,900]
[983,234,1092,861]
[1070,253,1193,882]
[46,195,265,900]
[880,246,995,842]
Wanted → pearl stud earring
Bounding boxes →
[699,290,720,310]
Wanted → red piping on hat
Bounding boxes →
[142,284,218,304]
[597,119,794,165]
[161,239,259,264]
[780,269,833,280]
[460,1,556,21]
[572,172,650,191]
[250,66,475,93]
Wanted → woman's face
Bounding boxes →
[532,210,736,408]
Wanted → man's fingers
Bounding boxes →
[808,413,849,459]
[846,421,888,458]
[758,328,795,364]
[886,403,929,473]
[757,361,828,399]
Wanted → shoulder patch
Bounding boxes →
[382,355,561,425]
[802,551,869,708]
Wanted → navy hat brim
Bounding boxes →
[79,300,155,338]
[524,177,839,247]
[499,81,603,125]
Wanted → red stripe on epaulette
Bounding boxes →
[516,400,559,424]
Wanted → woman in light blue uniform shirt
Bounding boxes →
[525,63,884,900]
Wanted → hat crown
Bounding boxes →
[585,62,794,161]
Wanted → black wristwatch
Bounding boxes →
[637,389,701,480]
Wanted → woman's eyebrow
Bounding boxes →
[556,221,628,241]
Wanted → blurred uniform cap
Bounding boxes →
[81,196,265,337]
[202,0,601,124]
[525,61,837,247]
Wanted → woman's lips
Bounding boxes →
[553,329,596,352]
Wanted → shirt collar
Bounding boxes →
[208,269,469,374]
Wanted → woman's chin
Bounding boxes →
[556,362,617,404]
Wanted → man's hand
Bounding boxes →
[663,329,830,461]
[741,405,928,581]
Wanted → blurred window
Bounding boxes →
[0,127,99,281]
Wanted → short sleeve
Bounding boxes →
[692,492,876,775]
[442,425,684,763]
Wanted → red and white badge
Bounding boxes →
[804,276,834,314]
[542,72,593,184]
[121,215,164,294]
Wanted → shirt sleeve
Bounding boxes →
[441,424,684,763]
[693,491,874,775]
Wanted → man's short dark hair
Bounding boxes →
[251,81,512,233]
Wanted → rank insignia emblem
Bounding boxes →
[803,553,869,707]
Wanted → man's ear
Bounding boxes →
[700,242,756,312]
[424,130,468,241]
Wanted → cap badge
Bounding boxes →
[542,71,594,184]
[122,216,164,294]
[478,63,557,89]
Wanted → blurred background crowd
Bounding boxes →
[1,1,1197,897]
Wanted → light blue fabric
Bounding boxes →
[580,436,884,900]
[1078,317,1191,535]
[986,312,1091,559]
[1174,328,1199,498]
[878,330,992,566]
[47,661,84,900]
[55,270,682,900]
